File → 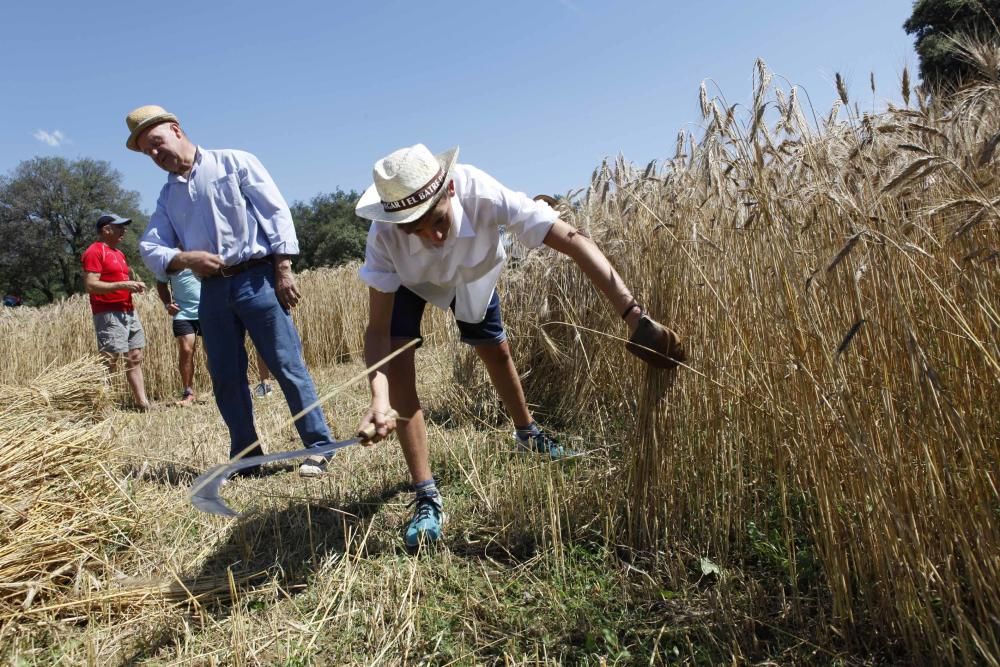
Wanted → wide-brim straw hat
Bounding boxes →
[356,144,459,224]
[125,105,179,151]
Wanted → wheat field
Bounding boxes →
[1,58,998,664]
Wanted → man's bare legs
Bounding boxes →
[125,348,150,410]
[473,341,532,428]
[253,348,273,397]
[104,349,150,410]
[177,333,197,405]
[392,339,552,487]
[101,351,118,379]
[387,343,432,485]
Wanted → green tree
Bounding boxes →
[291,190,369,269]
[0,157,147,305]
[904,0,1000,91]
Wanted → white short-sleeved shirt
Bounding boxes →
[359,164,558,323]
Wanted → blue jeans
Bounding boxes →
[198,262,333,459]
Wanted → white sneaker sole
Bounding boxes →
[298,454,329,478]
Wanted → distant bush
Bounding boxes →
[291,190,370,270]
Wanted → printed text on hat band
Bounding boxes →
[382,168,445,212]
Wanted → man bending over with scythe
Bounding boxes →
[354,144,685,548]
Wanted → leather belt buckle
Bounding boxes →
[213,256,270,279]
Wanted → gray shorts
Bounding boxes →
[93,311,146,354]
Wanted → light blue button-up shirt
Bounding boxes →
[165,268,201,321]
[139,147,299,277]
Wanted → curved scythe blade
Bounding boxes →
[189,429,376,517]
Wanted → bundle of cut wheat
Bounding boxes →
[0,357,132,623]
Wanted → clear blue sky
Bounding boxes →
[0,1,916,212]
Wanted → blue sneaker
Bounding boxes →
[514,429,581,460]
[404,495,444,547]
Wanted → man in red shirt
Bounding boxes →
[81,213,151,411]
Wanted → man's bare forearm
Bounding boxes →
[274,254,293,271]
[86,280,132,294]
[364,327,395,410]
[85,273,144,295]
[167,250,225,276]
[156,282,172,305]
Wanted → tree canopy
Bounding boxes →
[0,157,367,306]
[290,189,369,270]
[904,0,1000,91]
[0,157,148,305]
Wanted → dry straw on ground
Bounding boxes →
[0,358,131,624]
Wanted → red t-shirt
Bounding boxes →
[81,241,134,314]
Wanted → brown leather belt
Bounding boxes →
[211,256,273,278]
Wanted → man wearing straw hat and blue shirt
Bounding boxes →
[127,104,336,477]
[355,144,685,547]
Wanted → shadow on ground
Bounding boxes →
[121,479,410,663]
[119,461,202,486]
[197,478,411,576]
[119,460,299,487]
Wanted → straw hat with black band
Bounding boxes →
[356,144,459,225]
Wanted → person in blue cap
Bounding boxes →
[81,213,151,411]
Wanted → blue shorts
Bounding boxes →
[391,286,507,347]
[172,318,202,337]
